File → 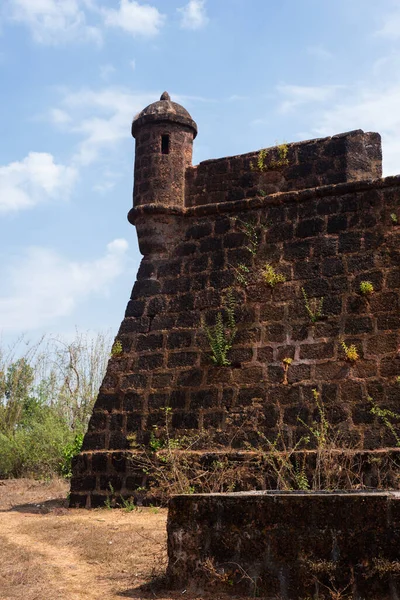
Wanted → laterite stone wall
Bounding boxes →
[167,491,400,599]
[185,130,382,206]
[70,128,400,508]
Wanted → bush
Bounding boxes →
[0,331,109,479]
[0,406,80,479]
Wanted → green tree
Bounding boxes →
[0,358,34,435]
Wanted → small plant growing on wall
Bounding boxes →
[229,217,271,288]
[203,289,237,366]
[282,357,293,385]
[111,339,123,357]
[360,281,374,296]
[255,429,310,491]
[269,143,289,169]
[231,217,260,255]
[341,340,359,363]
[233,263,250,287]
[368,397,400,447]
[250,143,289,172]
[372,558,400,577]
[253,148,268,172]
[302,288,324,323]
[262,263,286,287]
[390,213,398,225]
[307,389,329,448]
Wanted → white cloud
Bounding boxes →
[49,108,72,125]
[272,77,400,175]
[0,239,129,332]
[93,168,121,193]
[267,58,400,175]
[228,94,249,102]
[102,0,165,37]
[173,93,214,104]
[178,0,208,30]
[49,87,212,166]
[312,83,400,175]
[7,0,102,45]
[0,152,77,214]
[277,84,344,114]
[100,63,116,81]
[93,180,116,193]
[52,87,156,165]
[307,45,333,60]
[376,7,400,39]
[130,59,136,71]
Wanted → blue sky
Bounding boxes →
[1,0,400,347]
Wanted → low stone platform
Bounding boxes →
[167,490,400,599]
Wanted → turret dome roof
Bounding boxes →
[131,92,198,138]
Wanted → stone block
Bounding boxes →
[167,491,400,598]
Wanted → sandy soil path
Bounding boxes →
[0,480,169,600]
[1,511,112,600]
[0,479,249,600]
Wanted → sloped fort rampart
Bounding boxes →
[70,93,400,508]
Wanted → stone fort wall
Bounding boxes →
[185,129,382,207]
[167,491,400,598]
[70,129,400,508]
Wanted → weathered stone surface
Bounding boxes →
[167,490,400,599]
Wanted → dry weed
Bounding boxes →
[0,477,69,511]
[0,535,58,600]
[22,508,167,579]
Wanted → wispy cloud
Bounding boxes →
[276,84,344,114]
[0,152,77,214]
[178,0,208,30]
[307,45,333,60]
[102,0,165,37]
[227,94,249,102]
[312,83,400,175]
[173,93,214,104]
[0,239,129,332]
[51,87,157,165]
[100,63,116,81]
[49,87,213,166]
[93,169,121,193]
[7,0,102,45]
[272,75,400,175]
[376,5,400,39]
[49,108,72,125]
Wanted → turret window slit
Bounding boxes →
[161,134,170,155]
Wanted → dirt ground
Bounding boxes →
[0,479,251,600]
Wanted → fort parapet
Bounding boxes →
[70,93,400,508]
